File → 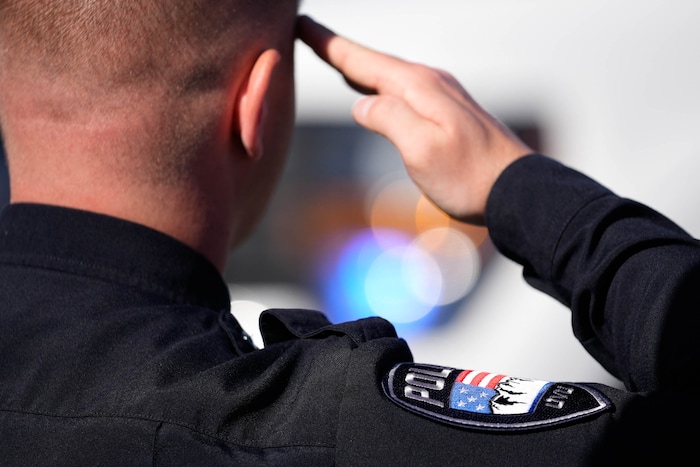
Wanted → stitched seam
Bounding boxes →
[152,421,164,466]
[334,344,360,462]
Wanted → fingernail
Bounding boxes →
[353,96,375,120]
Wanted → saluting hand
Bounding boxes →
[297,15,532,225]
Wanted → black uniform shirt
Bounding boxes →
[1,155,699,465]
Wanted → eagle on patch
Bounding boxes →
[383,363,612,432]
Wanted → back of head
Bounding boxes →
[1,1,244,85]
[0,0,297,184]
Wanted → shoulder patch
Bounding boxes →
[382,362,612,432]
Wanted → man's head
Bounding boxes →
[0,0,299,267]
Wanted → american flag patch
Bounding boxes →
[382,363,612,431]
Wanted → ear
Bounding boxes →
[235,49,281,160]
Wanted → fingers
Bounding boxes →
[297,16,475,122]
[297,15,411,97]
[296,15,430,148]
[296,15,336,64]
[295,15,532,224]
[353,95,435,154]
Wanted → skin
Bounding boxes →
[1,9,529,273]
[0,3,298,272]
[296,16,532,225]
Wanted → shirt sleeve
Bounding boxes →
[485,154,700,392]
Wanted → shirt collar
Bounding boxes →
[0,203,231,311]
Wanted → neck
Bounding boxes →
[0,69,245,273]
[6,121,236,274]
[12,174,233,274]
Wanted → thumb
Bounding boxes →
[352,95,434,154]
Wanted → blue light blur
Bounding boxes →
[319,227,441,334]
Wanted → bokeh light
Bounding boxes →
[368,177,423,241]
[413,227,481,305]
[364,242,442,323]
[318,172,484,332]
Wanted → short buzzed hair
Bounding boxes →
[0,0,297,183]
[0,0,276,90]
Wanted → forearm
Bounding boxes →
[486,154,700,391]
